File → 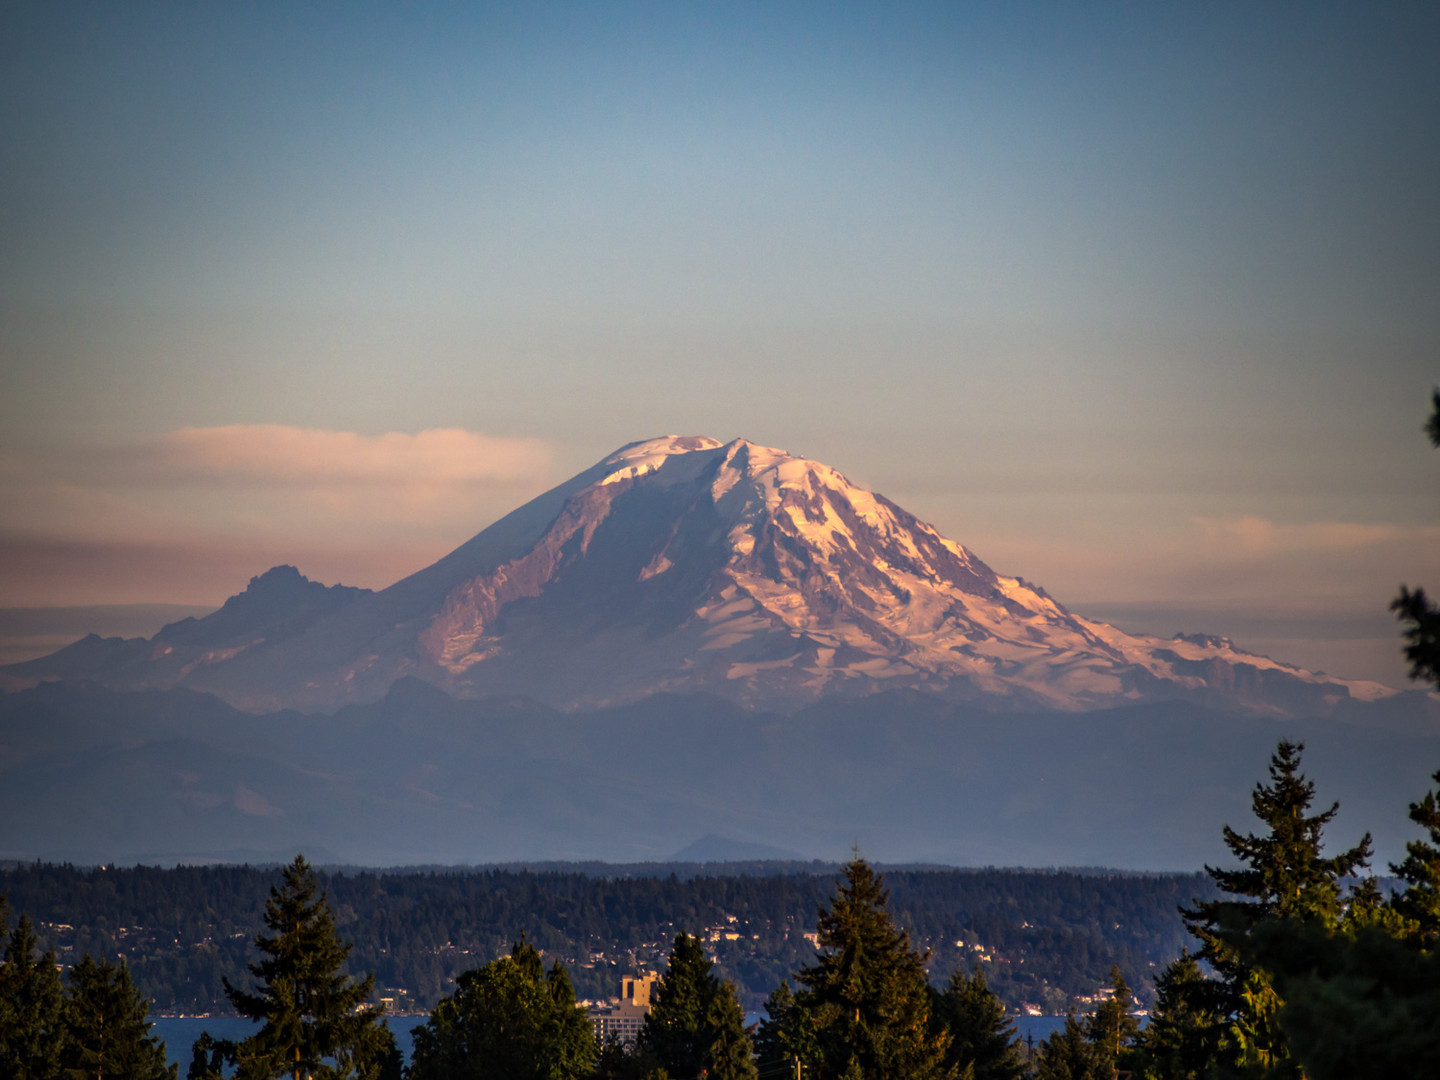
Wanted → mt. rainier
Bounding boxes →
[3,436,1393,715]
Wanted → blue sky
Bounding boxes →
[2,1,1437,685]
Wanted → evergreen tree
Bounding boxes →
[219,855,389,1080]
[640,932,756,1080]
[0,897,10,1062]
[1205,741,1372,925]
[1184,740,1372,1078]
[794,858,951,1080]
[1221,761,1440,1078]
[1392,387,1440,688]
[186,1034,238,1080]
[929,968,1023,1080]
[1391,769,1440,947]
[407,939,595,1080]
[1226,916,1440,1080]
[705,984,760,1080]
[0,908,68,1080]
[592,1034,667,1080]
[1130,951,1224,1080]
[1032,1013,1106,1080]
[1084,966,1138,1075]
[641,934,714,1078]
[755,980,819,1080]
[1213,386,1440,1078]
[374,1032,403,1080]
[62,953,176,1080]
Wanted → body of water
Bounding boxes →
[1013,1014,1071,1044]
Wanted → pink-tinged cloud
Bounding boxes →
[1190,515,1417,555]
[0,533,457,607]
[97,426,552,487]
[0,426,565,606]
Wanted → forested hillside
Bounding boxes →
[0,861,1216,1014]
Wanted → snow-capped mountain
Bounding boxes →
[2,436,1394,715]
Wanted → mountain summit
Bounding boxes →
[2,436,1393,714]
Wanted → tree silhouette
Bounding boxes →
[0,904,67,1080]
[640,933,714,1078]
[1130,950,1225,1080]
[1186,741,1371,1078]
[640,932,756,1080]
[219,855,389,1080]
[796,857,951,1080]
[1391,388,1440,688]
[1391,770,1440,946]
[63,953,175,1080]
[755,980,820,1080]
[1084,966,1139,1073]
[929,967,1023,1080]
[408,939,595,1080]
[1032,1013,1105,1080]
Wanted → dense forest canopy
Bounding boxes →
[0,862,1216,1015]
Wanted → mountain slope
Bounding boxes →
[1,436,1394,715]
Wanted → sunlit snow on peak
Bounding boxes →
[411,433,1399,713]
[598,435,725,485]
[603,435,725,463]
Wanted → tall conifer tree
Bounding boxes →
[640,932,756,1080]
[1386,388,1440,944]
[705,983,760,1080]
[1084,966,1139,1073]
[795,858,951,1080]
[1216,385,1440,1078]
[1391,770,1440,946]
[1032,1013,1106,1080]
[1130,951,1224,1080]
[1392,388,1440,687]
[63,953,176,1080]
[219,855,389,1080]
[756,980,820,1080]
[1183,740,1371,1078]
[929,968,1023,1080]
[0,908,68,1080]
[641,933,714,1078]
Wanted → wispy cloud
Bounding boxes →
[68,425,552,488]
[0,426,561,604]
[1190,515,1412,555]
